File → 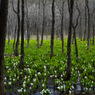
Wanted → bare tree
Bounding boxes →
[83,1,87,41]
[20,0,25,69]
[41,0,46,46]
[50,0,55,59]
[66,0,74,80]
[72,1,80,60]
[86,0,90,50]
[0,0,8,94]
[93,0,95,45]
[13,25,17,51]
[26,0,30,48]
[61,0,65,53]
[12,0,21,56]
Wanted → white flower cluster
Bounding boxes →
[24,68,31,74]
[18,88,23,93]
[40,89,51,95]
[23,81,26,88]
[57,85,64,90]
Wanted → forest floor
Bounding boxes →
[4,38,95,95]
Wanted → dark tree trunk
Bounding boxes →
[13,25,17,52]
[72,4,80,60]
[73,28,79,60]
[92,1,95,45]
[36,1,40,48]
[7,21,10,45]
[20,0,24,69]
[93,25,95,45]
[0,0,8,95]
[66,0,74,80]
[37,27,39,48]
[61,1,64,53]
[15,0,20,56]
[41,0,45,46]
[26,0,30,48]
[83,5,87,41]
[46,20,48,39]
[50,0,55,59]
[79,16,82,41]
[86,0,90,50]
[46,4,48,40]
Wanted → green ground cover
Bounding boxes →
[4,39,95,95]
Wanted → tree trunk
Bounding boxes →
[73,28,79,60]
[0,0,8,95]
[86,0,90,50]
[15,0,20,56]
[41,0,45,46]
[66,0,74,80]
[79,16,82,41]
[61,1,64,53]
[7,21,10,45]
[36,1,40,48]
[26,0,30,48]
[20,0,24,69]
[50,0,55,59]
[83,5,87,41]
[13,25,17,52]
[93,0,95,45]
[46,4,48,40]
[37,26,39,48]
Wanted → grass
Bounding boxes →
[4,38,95,95]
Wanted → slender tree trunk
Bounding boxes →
[15,0,20,56]
[83,5,87,41]
[41,0,45,46]
[26,0,30,48]
[79,16,82,41]
[37,26,39,48]
[93,25,95,45]
[50,0,55,59]
[73,28,79,60]
[46,20,48,39]
[61,1,64,53]
[0,0,8,95]
[86,0,90,50]
[46,3,48,40]
[13,25,17,52]
[92,2,94,44]
[73,4,80,60]
[7,21,10,45]
[20,0,24,69]
[36,1,40,48]
[66,0,74,80]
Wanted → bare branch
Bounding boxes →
[12,0,18,14]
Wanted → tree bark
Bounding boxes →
[83,4,87,41]
[7,21,10,45]
[61,1,64,53]
[79,15,82,41]
[41,0,46,46]
[93,0,95,45]
[14,0,20,56]
[72,3,80,60]
[50,0,55,59]
[0,0,8,95]
[86,0,90,50]
[20,0,24,69]
[26,0,30,48]
[36,1,40,48]
[66,0,74,80]
[13,25,17,52]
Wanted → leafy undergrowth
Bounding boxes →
[4,39,95,95]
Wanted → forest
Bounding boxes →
[0,0,95,95]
